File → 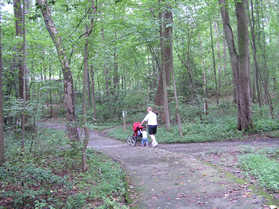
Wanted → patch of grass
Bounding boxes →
[157,118,243,143]
[106,116,243,144]
[0,129,128,209]
[107,126,130,142]
[265,130,279,138]
[88,123,119,131]
[106,102,279,143]
[239,153,279,192]
[204,159,279,205]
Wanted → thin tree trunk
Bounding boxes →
[272,77,276,91]
[49,65,53,118]
[113,33,119,95]
[0,8,4,166]
[252,71,256,103]
[209,19,219,105]
[37,0,79,140]
[185,37,195,99]
[257,0,274,118]
[90,65,97,119]
[172,66,183,136]
[87,69,92,108]
[261,31,274,118]
[22,0,27,151]
[24,0,29,101]
[249,0,262,107]
[82,0,96,171]
[203,66,208,116]
[101,25,110,97]
[174,35,194,99]
[215,21,222,102]
[82,24,90,172]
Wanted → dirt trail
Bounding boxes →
[41,120,279,209]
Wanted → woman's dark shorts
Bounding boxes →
[148,125,157,135]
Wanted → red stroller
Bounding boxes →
[127,122,143,146]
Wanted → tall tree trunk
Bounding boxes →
[0,8,4,166]
[215,21,222,102]
[223,36,231,102]
[154,4,164,112]
[37,0,79,140]
[171,66,183,136]
[162,5,172,129]
[113,33,119,95]
[13,0,25,148]
[162,57,170,130]
[49,65,53,118]
[249,0,262,107]
[87,69,92,108]
[209,20,219,105]
[90,65,97,119]
[163,9,172,87]
[219,0,242,129]
[235,0,253,130]
[185,37,195,100]
[82,24,90,172]
[16,0,27,151]
[82,0,96,171]
[155,0,171,127]
[174,35,194,99]
[101,25,110,97]
[23,0,29,101]
[219,0,253,130]
[203,65,208,116]
[255,0,274,118]
[13,0,24,99]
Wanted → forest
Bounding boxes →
[0,0,279,208]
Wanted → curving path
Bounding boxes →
[41,120,279,209]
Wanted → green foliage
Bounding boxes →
[97,197,129,209]
[253,117,279,132]
[0,162,71,208]
[0,129,128,208]
[107,101,279,143]
[65,193,87,209]
[108,103,243,143]
[239,154,279,192]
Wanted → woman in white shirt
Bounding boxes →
[141,107,158,147]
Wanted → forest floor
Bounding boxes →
[41,119,279,209]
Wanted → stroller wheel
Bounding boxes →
[126,136,133,145]
[131,136,136,146]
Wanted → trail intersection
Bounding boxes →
[41,121,279,209]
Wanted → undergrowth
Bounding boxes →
[239,153,279,192]
[106,102,279,143]
[0,129,128,209]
